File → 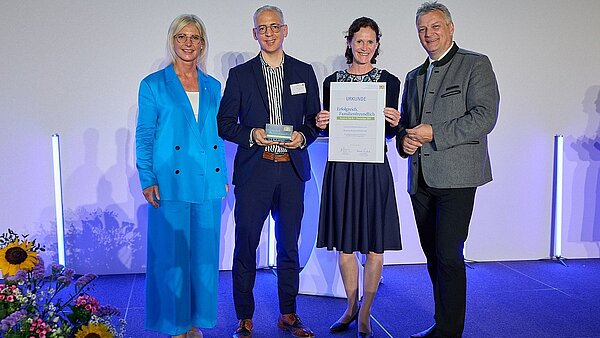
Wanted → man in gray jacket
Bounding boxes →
[396,2,499,337]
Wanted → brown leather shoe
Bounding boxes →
[233,319,253,338]
[278,313,315,337]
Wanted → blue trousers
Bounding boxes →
[232,159,305,319]
[145,199,221,335]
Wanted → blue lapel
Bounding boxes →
[281,54,293,125]
[251,54,270,114]
[165,64,203,142]
[197,72,212,135]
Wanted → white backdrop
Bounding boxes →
[1,0,599,274]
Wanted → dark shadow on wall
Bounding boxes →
[310,56,347,88]
[218,52,254,81]
[104,128,143,270]
[220,138,237,268]
[127,104,150,272]
[60,127,144,274]
[217,51,256,268]
[568,85,600,256]
[129,105,149,273]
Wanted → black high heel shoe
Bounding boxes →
[357,321,373,338]
[329,305,360,332]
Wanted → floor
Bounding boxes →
[89,259,600,337]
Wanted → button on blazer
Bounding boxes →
[136,64,228,202]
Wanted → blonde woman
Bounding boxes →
[136,14,228,338]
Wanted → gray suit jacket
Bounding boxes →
[397,43,500,195]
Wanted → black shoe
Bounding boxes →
[329,306,360,332]
[410,324,436,338]
[357,321,373,338]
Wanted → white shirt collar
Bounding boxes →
[429,41,455,64]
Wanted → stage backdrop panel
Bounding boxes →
[1,0,599,275]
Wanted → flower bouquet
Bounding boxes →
[0,229,126,338]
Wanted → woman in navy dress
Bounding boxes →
[315,17,402,338]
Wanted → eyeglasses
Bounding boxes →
[173,34,203,45]
[254,24,285,35]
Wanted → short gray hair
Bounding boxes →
[253,5,285,26]
[166,14,209,73]
[416,1,453,25]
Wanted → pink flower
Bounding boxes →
[7,295,14,302]
[75,294,100,312]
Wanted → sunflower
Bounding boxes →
[74,323,114,338]
[0,239,39,276]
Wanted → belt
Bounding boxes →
[262,151,291,162]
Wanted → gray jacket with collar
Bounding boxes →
[396,43,500,195]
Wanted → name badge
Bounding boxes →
[290,83,306,95]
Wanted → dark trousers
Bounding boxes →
[410,173,476,338]
[232,158,305,320]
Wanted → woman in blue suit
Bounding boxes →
[136,14,228,338]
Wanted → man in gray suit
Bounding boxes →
[396,2,499,337]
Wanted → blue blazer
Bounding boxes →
[217,54,320,186]
[136,64,228,203]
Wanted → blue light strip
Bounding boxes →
[551,134,563,258]
[51,134,66,266]
[268,213,276,267]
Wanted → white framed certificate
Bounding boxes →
[328,82,386,163]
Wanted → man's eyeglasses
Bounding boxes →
[254,24,285,35]
[174,34,203,45]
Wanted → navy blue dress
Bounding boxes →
[316,68,402,254]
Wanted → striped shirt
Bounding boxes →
[260,54,286,153]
